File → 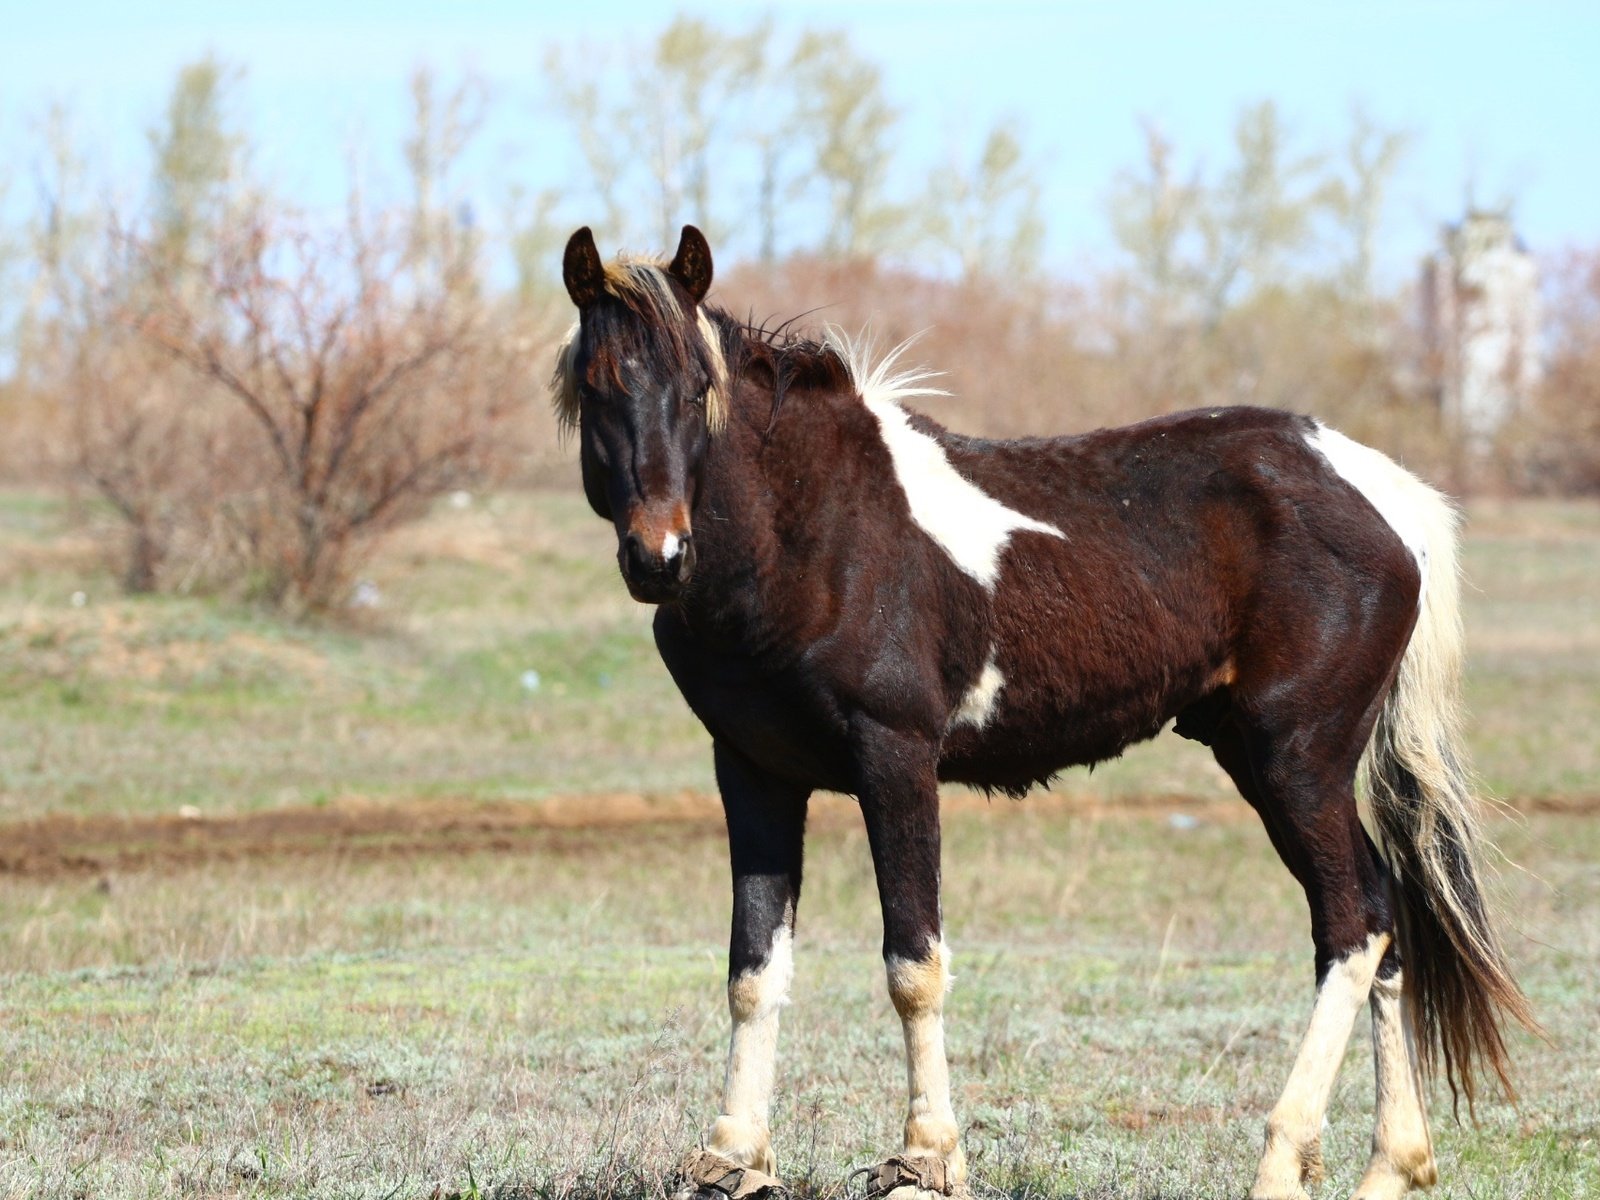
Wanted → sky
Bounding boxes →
[3,0,1598,280]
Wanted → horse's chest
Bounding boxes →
[652,613,856,790]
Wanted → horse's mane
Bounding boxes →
[714,310,852,433]
[550,258,941,438]
[717,310,946,434]
[550,256,731,435]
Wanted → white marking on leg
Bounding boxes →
[708,922,793,1174]
[824,329,1062,589]
[1355,970,1437,1200]
[948,651,1004,731]
[886,939,967,1186]
[1252,932,1389,1200]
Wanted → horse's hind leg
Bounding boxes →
[1356,939,1437,1200]
[1210,722,1396,1200]
[690,742,810,1191]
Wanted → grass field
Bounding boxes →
[1,490,1597,1198]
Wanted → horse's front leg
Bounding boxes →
[683,742,809,1198]
[857,723,966,1199]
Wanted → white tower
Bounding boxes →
[1419,211,1542,451]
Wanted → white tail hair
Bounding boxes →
[1344,441,1538,1112]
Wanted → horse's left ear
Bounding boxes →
[668,225,713,304]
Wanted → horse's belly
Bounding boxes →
[935,624,1221,795]
[937,696,1168,795]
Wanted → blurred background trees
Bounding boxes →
[0,13,1593,613]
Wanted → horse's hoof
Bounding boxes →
[676,1149,788,1200]
[851,1155,967,1200]
[876,1188,964,1200]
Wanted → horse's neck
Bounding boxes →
[684,377,852,639]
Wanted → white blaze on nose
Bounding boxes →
[660,531,681,560]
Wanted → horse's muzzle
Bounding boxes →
[620,529,696,603]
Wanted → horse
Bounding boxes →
[551,224,1535,1200]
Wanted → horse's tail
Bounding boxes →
[1359,467,1537,1114]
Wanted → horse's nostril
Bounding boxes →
[674,534,695,581]
[622,532,650,577]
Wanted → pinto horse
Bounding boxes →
[552,225,1534,1200]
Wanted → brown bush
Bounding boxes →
[719,257,1124,438]
[69,212,553,611]
[717,258,1455,483]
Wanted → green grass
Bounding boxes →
[1,490,1597,820]
[0,490,711,819]
[1,806,1595,1198]
[1,489,1598,1198]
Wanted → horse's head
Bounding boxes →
[553,225,727,604]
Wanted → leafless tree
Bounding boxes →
[96,208,535,610]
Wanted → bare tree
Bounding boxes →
[93,208,533,610]
[1504,248,1600,492]
[1194,100,1327,326]
[403,65,488,290]
[1324,105,1411,311]
[544,17,766,250]
[1108,119,1206,320]
[3,103,99,478]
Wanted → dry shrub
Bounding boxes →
[718,259,1453,479]
[70,212,553,611]
[720,258,1121,438]
[70,328,248,592]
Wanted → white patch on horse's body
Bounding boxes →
[949,652,1004,731]
[827,330,1063,589]
[1306,424,1432,586]
[1252,932,1389,1200]
[1356,970,1437,1200]
[708,920,793,1174]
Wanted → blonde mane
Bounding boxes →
[822,327,947,412]
[550,256,730,435]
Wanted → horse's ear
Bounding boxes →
[668,224,713,304]
[563,227,606,309]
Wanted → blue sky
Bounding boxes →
[3,1,1597,277]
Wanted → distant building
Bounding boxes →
[1419,211,1542,450]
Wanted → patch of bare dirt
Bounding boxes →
[1,791,1587,880]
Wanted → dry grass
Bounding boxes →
[0,803,1594,1199]
[0,488,1597,1197]
[1,489,1596,823]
